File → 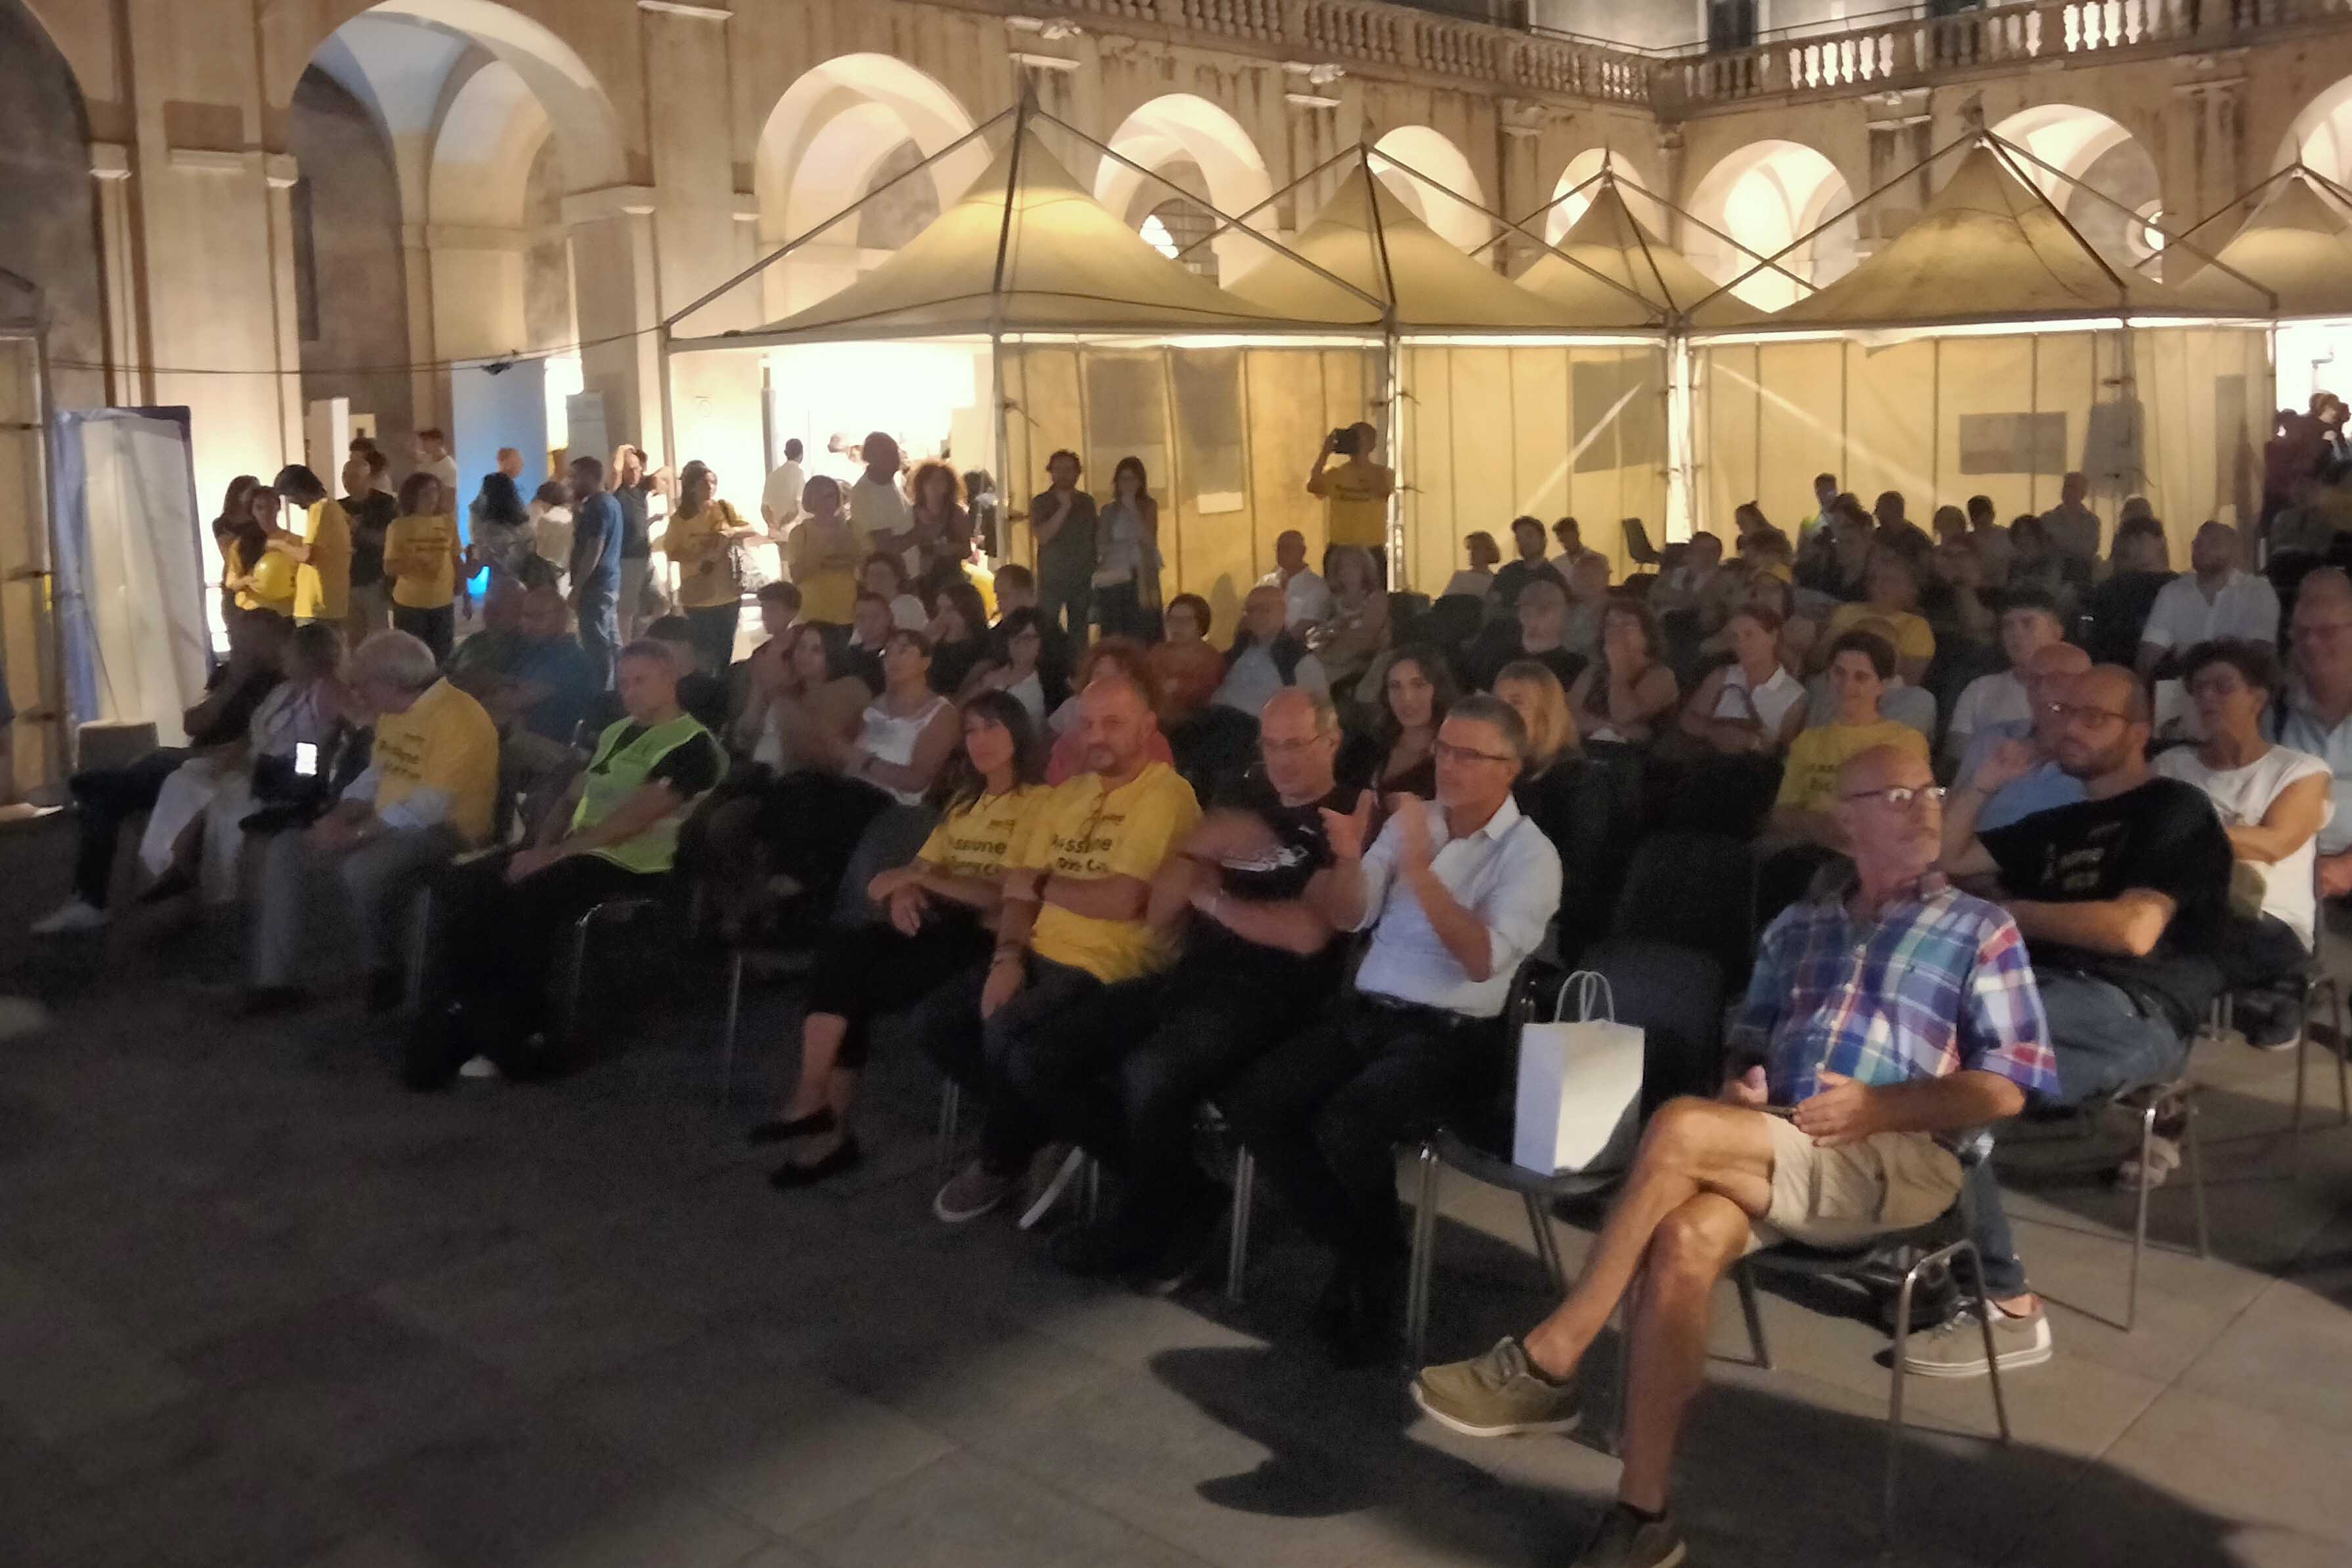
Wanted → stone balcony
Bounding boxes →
[1012,0,2352,115]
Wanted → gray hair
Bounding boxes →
[1448,692,1531,765]
[349,630,440,694]
[1262,684,1338,736]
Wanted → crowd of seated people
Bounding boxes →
[47,417,2352,1568]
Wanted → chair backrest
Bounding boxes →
[1574,937,1728,1109]
[1607,830,1756,986]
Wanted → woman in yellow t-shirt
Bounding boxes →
[382,471,464,664]
[784,473,866,626]
[1821,547,1937,687]
[753,688,1050,1186]
[664,459,763,671]
[233,486,300,621]
[1770,625,1930,846]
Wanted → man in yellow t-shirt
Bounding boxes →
[293,461,356,629]
[1768,627,1931,849]
[1306,421,1396,582]
[931,675,1201,1225]
[246,629,500,1015]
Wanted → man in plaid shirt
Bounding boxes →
[1412,744,2055,1568]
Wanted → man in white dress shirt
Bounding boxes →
[1223,693,1562,1364]
[1944,587,2067,769]
[760,438,806,533]
[1258,530,1335,633]
[2137,521,2279,681]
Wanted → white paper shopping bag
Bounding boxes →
[1512,971,1645,1177]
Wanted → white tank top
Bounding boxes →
[859,694,949,805]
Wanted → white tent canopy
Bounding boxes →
[2177,169,2352,319]
[1514,179,1767,331]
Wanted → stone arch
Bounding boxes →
[754,54,985,316]
[1091,94,1274,283]
[1370,126,1491,252]
[2282,73,2352,182]
[1686,138,1858,311]
[1544,148,1666,244]
[1990,104,2162,266]
[427,58,551,230]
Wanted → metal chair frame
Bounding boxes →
[2105,1076,2210,1332]
[2288,964,2350,1173]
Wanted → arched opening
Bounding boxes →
[1990,105,2161,270]
[1544,148,1667,244]
[1686,140,1858,311]
[1371,127,1492,253]
[754,54,985,318]
[2283,74,2352,182]
[1092,94,1274,283]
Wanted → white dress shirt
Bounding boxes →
[761,459,805,523]
[1351,795,1563,1018]
[2140,568,2281,653]
[2279,689,2352,856]
[1213,644,1329,716]
[1947,669,2032,752]
[1260,566,1335,629]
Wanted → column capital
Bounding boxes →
[563,185,660,224]
[90,142,133,181]
[637,1,732,18]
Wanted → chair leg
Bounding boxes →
[404,889,433,1013]
[1884,1237,2009,1554]
[1734,1261,1770,1369]
[1523,1193,1568,1297]
[935,1080,962,1177]
[1225,1147,1254,1305]
[1407,1144,1440,1367]
[2334,976,2350,1126]
[2129,1098,2156,1334]
[561,908,597,1048]
[719,949,743,1108]
[1083,1156,1102,1223]
[2183,1089,2210,1261]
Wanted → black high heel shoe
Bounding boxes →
[767,1137,862,1189]
[746,1107,835,1145]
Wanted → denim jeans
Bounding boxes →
[1967,970,2189,1297]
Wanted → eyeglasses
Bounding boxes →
[1839,784,1946,809]
[1434,739,1516,766]
[2042,701,2129,727]
[1262,732,1336,758]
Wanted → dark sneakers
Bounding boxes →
[1571,1506,1686,1568]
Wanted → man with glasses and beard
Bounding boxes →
[1930,664,2233,1378]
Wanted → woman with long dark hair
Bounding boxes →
[467,472,537,587]
[756,689,1050,1187]
[1093,456,1161,639]
[383,471,462,662]
[928,578,993,697]
[907,459,973,593]
[1338,644,1455,799]
[213,474,262,625]
[664,459,761,672]
[1568,595,1680,747]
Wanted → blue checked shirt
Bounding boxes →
[1729,872,2057,1107]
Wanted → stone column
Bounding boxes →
[1860,88,1935,261]
[87,142,148,408]
[263,152,305,467]
[2166,72,2248,285]
[565,186,663,461]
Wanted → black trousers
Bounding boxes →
[407,849,658,1086]
[685,603,740,673]
[1019,949,1339,1236]
[1222,993,1504,1267]
[927,955,1142,1177]
[392,603,454,665]
[69,750,188,907]
[805,912,993,1070]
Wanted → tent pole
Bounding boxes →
[1605,169,1818,302]
[1365,148,1661,320]
[1384,331,1407,594]
[656,326,679,474]
[1038,111,1386,314]
[663,106,1016,333]
[1469,169,1605,260]
[2149,163,2299,260]
[992,332,1010,569]
[1161,143,1363,268]
[1686,126,1982,320]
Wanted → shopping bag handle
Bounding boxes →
[1549,969,1615,1024]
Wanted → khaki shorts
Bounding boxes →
[1746,1116,1963,1254]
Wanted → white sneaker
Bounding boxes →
[458,1055,502,1080]
[1900,1303,2053,1378]
[31,898,108,935]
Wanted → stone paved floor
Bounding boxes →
[4,812,2352,1567]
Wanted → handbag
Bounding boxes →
[1512,970,1645,1177]
[721,503,774,593]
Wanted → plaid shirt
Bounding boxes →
[1730,871,2057,1107]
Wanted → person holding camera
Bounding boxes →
[1307,421,1395,585]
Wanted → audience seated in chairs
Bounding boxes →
[966,606,1059,723]
[1260,528,1335,634]
[1489,516,1565,613]
[1311,545,1392,700]
[930,674,1204,1227]
[1028,687,1365,1288]
[1224,693,1561,1366]
[1767,629,1929,852]
[1820,550,1936,688]
[1948,640,2093,824]
[1439,530,1499,602]
[2154,639,2332,1048]
[1493,658,1629,960]
[34,610,291,935]
[242,630,500,1016]
[640,615,732,733]
[1045,638,1172,784]
[136,621,347,908]
[754,689,1050,1186]
[1569,596,1680,749]
[1938,664,2233,1369]
[2082,515,2173,669]
[1944,587,2068,773]
[1678,604,1805,761]
[926,578,994,700]
[1413,744,2054,1568]
[2280,570,2352,980]
[1214,583,1330,717]
[1468,575,1584,694]
[1338,645,1453,799]
[1151,634,1258,803]
[405,637,725,1087]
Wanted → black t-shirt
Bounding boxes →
[598,723,724,798]
[1031,488,1099,581]
[614,482,654,560]
[1978,776,2233,1034]
[342,492,398,587]
[2085,570,2177,669]
[677,671,729,734]
[1184,775,1363,981]
[1490,559,1566,611]
[1337,730,1436,799]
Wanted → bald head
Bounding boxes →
[2022,639,2091,700]
[1260,687,1339,804]
[1832,743,1940,885]
[2043,664,2150,782]
[1077,675,1156,778]
[2082,664,2150,725]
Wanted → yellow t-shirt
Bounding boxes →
[294,499,353,622]
[1309,459,1396,549]
[1014,761,1203,983]
[1827,603,1936,668]
[918,785,1049,882]
[242,522,299,615]
[384,513,459,610]
[786,517,868,625]
[665,501,744,610]
[371,678,500,845]
[1774,720,1931,815]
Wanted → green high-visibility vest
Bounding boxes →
[573,711,721,875]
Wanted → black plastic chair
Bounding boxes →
[1606,831,1757,989]
[1404,939,1727,1367]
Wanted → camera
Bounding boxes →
[1328,426,1359,457]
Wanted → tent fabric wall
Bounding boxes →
[1000,343,1379,629]
[1693,324,2270,559]
[1400,343,1669,589]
